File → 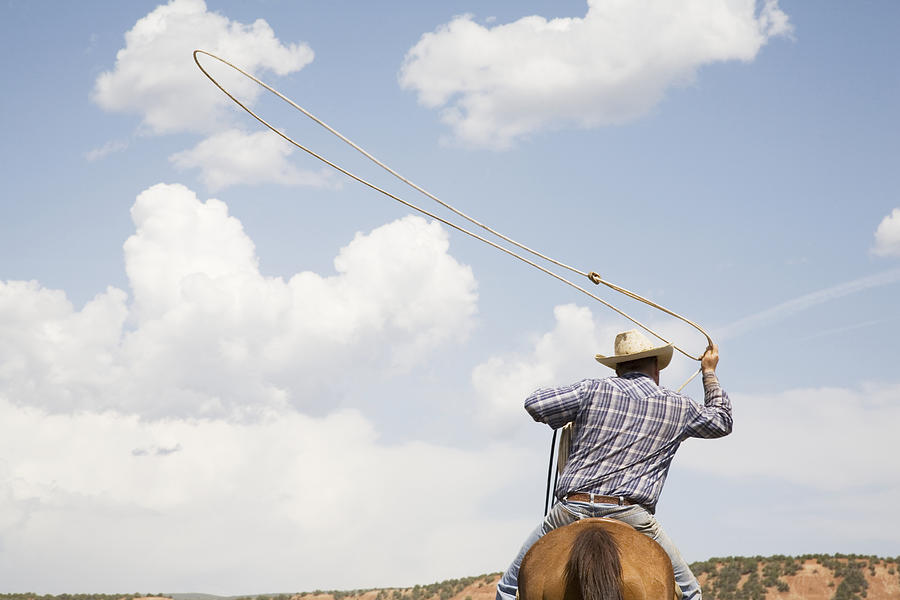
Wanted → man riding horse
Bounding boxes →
[496,330,732,600]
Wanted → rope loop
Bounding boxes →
[192,49,716,364]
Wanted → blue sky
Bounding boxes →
[1,0,899,594]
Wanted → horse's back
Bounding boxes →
[518,518,675,600]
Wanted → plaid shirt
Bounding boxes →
[525,371,732,512]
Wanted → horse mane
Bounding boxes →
[565,527,624,600]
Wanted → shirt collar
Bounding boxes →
[619,371,655,382]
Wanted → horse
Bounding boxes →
[517,517,678,600]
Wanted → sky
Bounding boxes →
[1,0,899,594]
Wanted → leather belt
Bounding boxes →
[565,493,636,506]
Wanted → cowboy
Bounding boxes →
[496,329,732,600]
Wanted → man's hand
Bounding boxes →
[701,343,719,374]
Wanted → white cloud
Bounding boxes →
[872,207,900,257]
[0,398,527,593]
[472,304,704,430]
[85,139,129,161]
[676,382,900,494]
[91,1,323,189]
[92,0,313,135]
[170,128,335,191]
[0,181,525,593]
[0,281,129,414]
[472,304,609,428]
[399,0,791,148]
[470,307,900,552]
[0,183,477,419]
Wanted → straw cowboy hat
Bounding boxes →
[595,329,674,370]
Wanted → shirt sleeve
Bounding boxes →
[683,372,733,439]
[524,379,594,430]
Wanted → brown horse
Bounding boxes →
[517,518,677,600]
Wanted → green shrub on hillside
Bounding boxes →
[0,595,172,600]
[689,554,889,600]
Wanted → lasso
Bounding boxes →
[192,50,714,383]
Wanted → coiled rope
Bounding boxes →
[192,50,714,364]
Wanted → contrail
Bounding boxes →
[795,318,889,342]
[714,267,900,341]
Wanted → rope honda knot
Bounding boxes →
[587,271,602,285]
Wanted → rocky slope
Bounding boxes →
[3,555,899,600]
[281,555,900,600]
[692,555,900,600]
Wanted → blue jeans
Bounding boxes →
[496,501,701,600]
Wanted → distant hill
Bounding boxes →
[237,555,900,600]
[2,555,899,600]
[691,555,900,600]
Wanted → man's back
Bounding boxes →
[525,371,732,511]
[497,332,730,600]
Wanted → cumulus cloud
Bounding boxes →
[676,382,900,494]
[472,304,608,427]
[170,128,336,191]
[92,0,313,135]
[0,182,524,592]
[472,303,704,430]
[399,0,791,148]
[872,207,900,257]
[0,398,527,593]
[91,0,328,190]
[470,307,900,550]
[0,281,129,414]
[0,183,477,419]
